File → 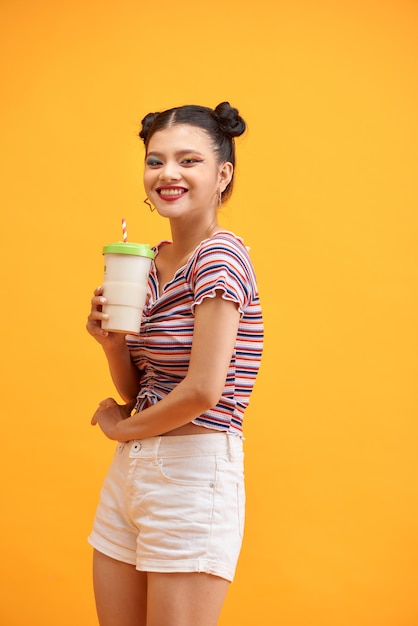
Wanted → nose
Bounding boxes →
[159,161,181,182]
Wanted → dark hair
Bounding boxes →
[139,102,246,202]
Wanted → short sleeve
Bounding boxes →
[187,233,256,316]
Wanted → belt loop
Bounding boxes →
[154,436,162,462]
[226,433,235,461]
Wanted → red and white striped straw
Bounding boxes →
[121,217,128,243]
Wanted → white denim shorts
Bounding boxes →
[88,432,245,582]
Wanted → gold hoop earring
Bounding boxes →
[144,197,155,212]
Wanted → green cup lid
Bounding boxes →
[102,242,155,259]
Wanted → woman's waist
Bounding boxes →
[161,422,218,436]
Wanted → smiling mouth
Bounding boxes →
[157,187,187,198]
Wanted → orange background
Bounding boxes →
[1,1,417,624]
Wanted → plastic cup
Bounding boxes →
[101,241,154,334]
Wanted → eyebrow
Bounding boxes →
[146,149,205,158]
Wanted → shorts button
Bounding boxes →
[132,442,142,452]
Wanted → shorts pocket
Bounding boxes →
[157,454,217,486]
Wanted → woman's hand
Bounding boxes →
[91,398,137,441]
[86,286,126,350]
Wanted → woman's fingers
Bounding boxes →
[99,397,118,408]
[86,287,109,338]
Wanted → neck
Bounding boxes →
[169,217,220,261]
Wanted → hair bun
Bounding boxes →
[213,102,246,138]
[139,112,161,143]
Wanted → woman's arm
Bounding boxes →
[91,292,241,440]
[86,286,142,402]
[102,342,142,402]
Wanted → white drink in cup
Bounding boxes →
[101,242,154,334]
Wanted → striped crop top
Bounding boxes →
[126,230,264,436]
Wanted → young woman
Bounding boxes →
[86,102,264,626]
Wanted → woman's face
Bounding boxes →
[143,124,232,220]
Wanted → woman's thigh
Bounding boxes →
[93,550,148,626]
[146,572,229,626]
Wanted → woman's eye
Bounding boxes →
[181,158,202,165]
[146,158,162,167]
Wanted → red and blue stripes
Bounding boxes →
[126,231,264,436]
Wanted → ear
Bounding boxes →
[218,161,233,193]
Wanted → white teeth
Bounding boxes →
[159,188,185,196]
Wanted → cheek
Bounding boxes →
[143,171,154,192]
